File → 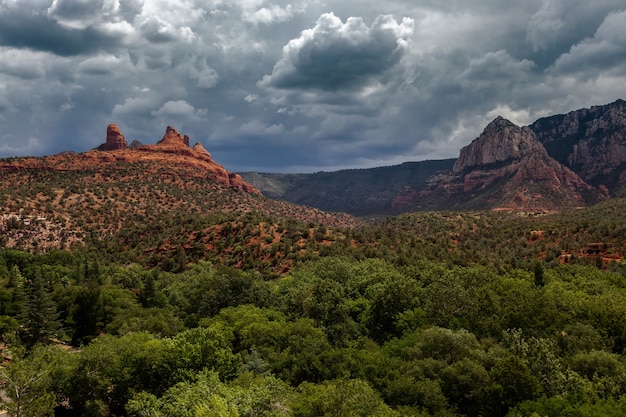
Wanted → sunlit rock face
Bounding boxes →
[99,124,128,151]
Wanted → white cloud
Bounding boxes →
[139,15,185,43]
[182,57,219,88]
[0,48,46,79]
[112,96,155,116]
[151,100,207,120]
[245,4,297,25]
[48,0,106,29]
[99,20,136,38]
[76,54,132,76]
[240,119,286,135]
[460,50,535,90]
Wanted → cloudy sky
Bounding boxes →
[1,0,625,172]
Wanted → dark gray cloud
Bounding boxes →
[0,3,123,56]
[549,10,626,76]
[259,13,413,91]
[0,0,625,172]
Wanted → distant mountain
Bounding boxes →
[416,116,605,211]
[243,99,625,215]
[241,159,455,216]
[530,99,626,196]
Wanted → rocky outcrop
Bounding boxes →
[158,126,187,146]
[143,125,195,157]
[424,117,605,210]
[429,99,626,208]
[90,124,260,194]
[192,142,213,162]
[98,124,128,151]
[530,99,626,191]
[146,126,259,193]
[453,117,547,173]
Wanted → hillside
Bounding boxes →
[2,118,624,275]
[0,125,358,273]
[2,196,626,416]
[241,159,456,216]
[244,99,625,215]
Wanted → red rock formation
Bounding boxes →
[530,99,626,193]
[145,126,195,157]
[453,117,546,173]
[79,124,261,194]
[192,142,213,162]
[425,116,605,210]
[158,126,186,146]
[100,124,128,151]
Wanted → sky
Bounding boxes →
[1,1,625,173]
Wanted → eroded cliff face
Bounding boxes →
[453,117,548,173]
[420,116,605,210]
[530,99,626,190]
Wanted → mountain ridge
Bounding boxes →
[2,99,625,218]
[242,99,626,215]
[419,114,605,211]
[530,98,626,195]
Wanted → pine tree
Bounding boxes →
[140,270,162,308]
[533,261,545,288]
[8,265,27,317]
[21,270,60,346]
[70,283,102,346]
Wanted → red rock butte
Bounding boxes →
[87,124,259,194]
[99,124,128,151]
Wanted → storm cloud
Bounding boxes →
[0,0,625,172]
[260,13,413,91]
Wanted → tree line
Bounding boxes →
[2,249,626,416]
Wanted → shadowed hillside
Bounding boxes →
[241,159,456,216]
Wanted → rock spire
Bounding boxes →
[99,124,128,151]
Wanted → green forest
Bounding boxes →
[2,199,626,416]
